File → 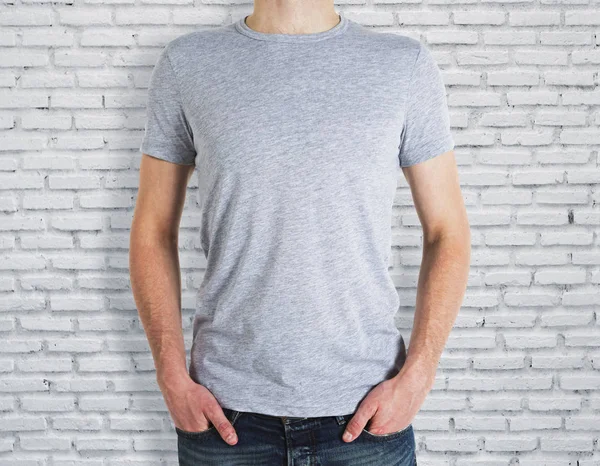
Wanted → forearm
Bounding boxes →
[129,229,189,390]
[396,230,471,388]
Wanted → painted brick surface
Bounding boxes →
[1,4,599,465]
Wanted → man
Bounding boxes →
[130,3,470,465]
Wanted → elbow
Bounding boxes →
[423,216,471,262]
[129,214,178,258]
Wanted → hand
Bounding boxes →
[342,363,434,442]
[158,373,238,445]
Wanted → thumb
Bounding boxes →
[342,403,378,442]
[204,404,238,445]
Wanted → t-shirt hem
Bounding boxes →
[399,135,455,168]
[215,397,359,418]
[140,142,196,166]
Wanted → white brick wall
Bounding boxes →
[1,3,599,465]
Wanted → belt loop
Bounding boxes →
[335,415,347,426]
[230,409,241,424]
[223,407,236,422]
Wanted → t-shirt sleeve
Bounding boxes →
[398,42,454,167]
[139,46,197,166]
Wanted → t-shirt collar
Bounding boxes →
[234,12,349,42]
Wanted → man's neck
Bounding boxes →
[245,2,340,35]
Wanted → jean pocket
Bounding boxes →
[175,407,241,439]
[361,423,412,440]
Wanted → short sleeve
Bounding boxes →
[398,42,454,167]
[140,46,197,166]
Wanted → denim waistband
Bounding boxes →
[245,411,309,421]
[236,410,353,425]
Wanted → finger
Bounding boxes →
[342,403,378,442]
[205,406,238,445]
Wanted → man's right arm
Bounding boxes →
[130,153,192,388]
[129,153,239,445]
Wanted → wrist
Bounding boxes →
[156,367,191,392]
[394,356,437,390]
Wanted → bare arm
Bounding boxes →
[130,153,193,386]
[129,153,239,445]
[343,149,470,441]
[394,149,471,387]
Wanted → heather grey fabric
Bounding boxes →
[140,11,454,417]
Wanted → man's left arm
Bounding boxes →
[398,147,471,383]
[343,149,471,441]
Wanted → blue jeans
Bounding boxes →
[177,407,417,465]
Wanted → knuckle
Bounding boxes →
[215,419,232,433]
[215,412,234,429]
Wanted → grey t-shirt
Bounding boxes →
[140,12,454,417]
